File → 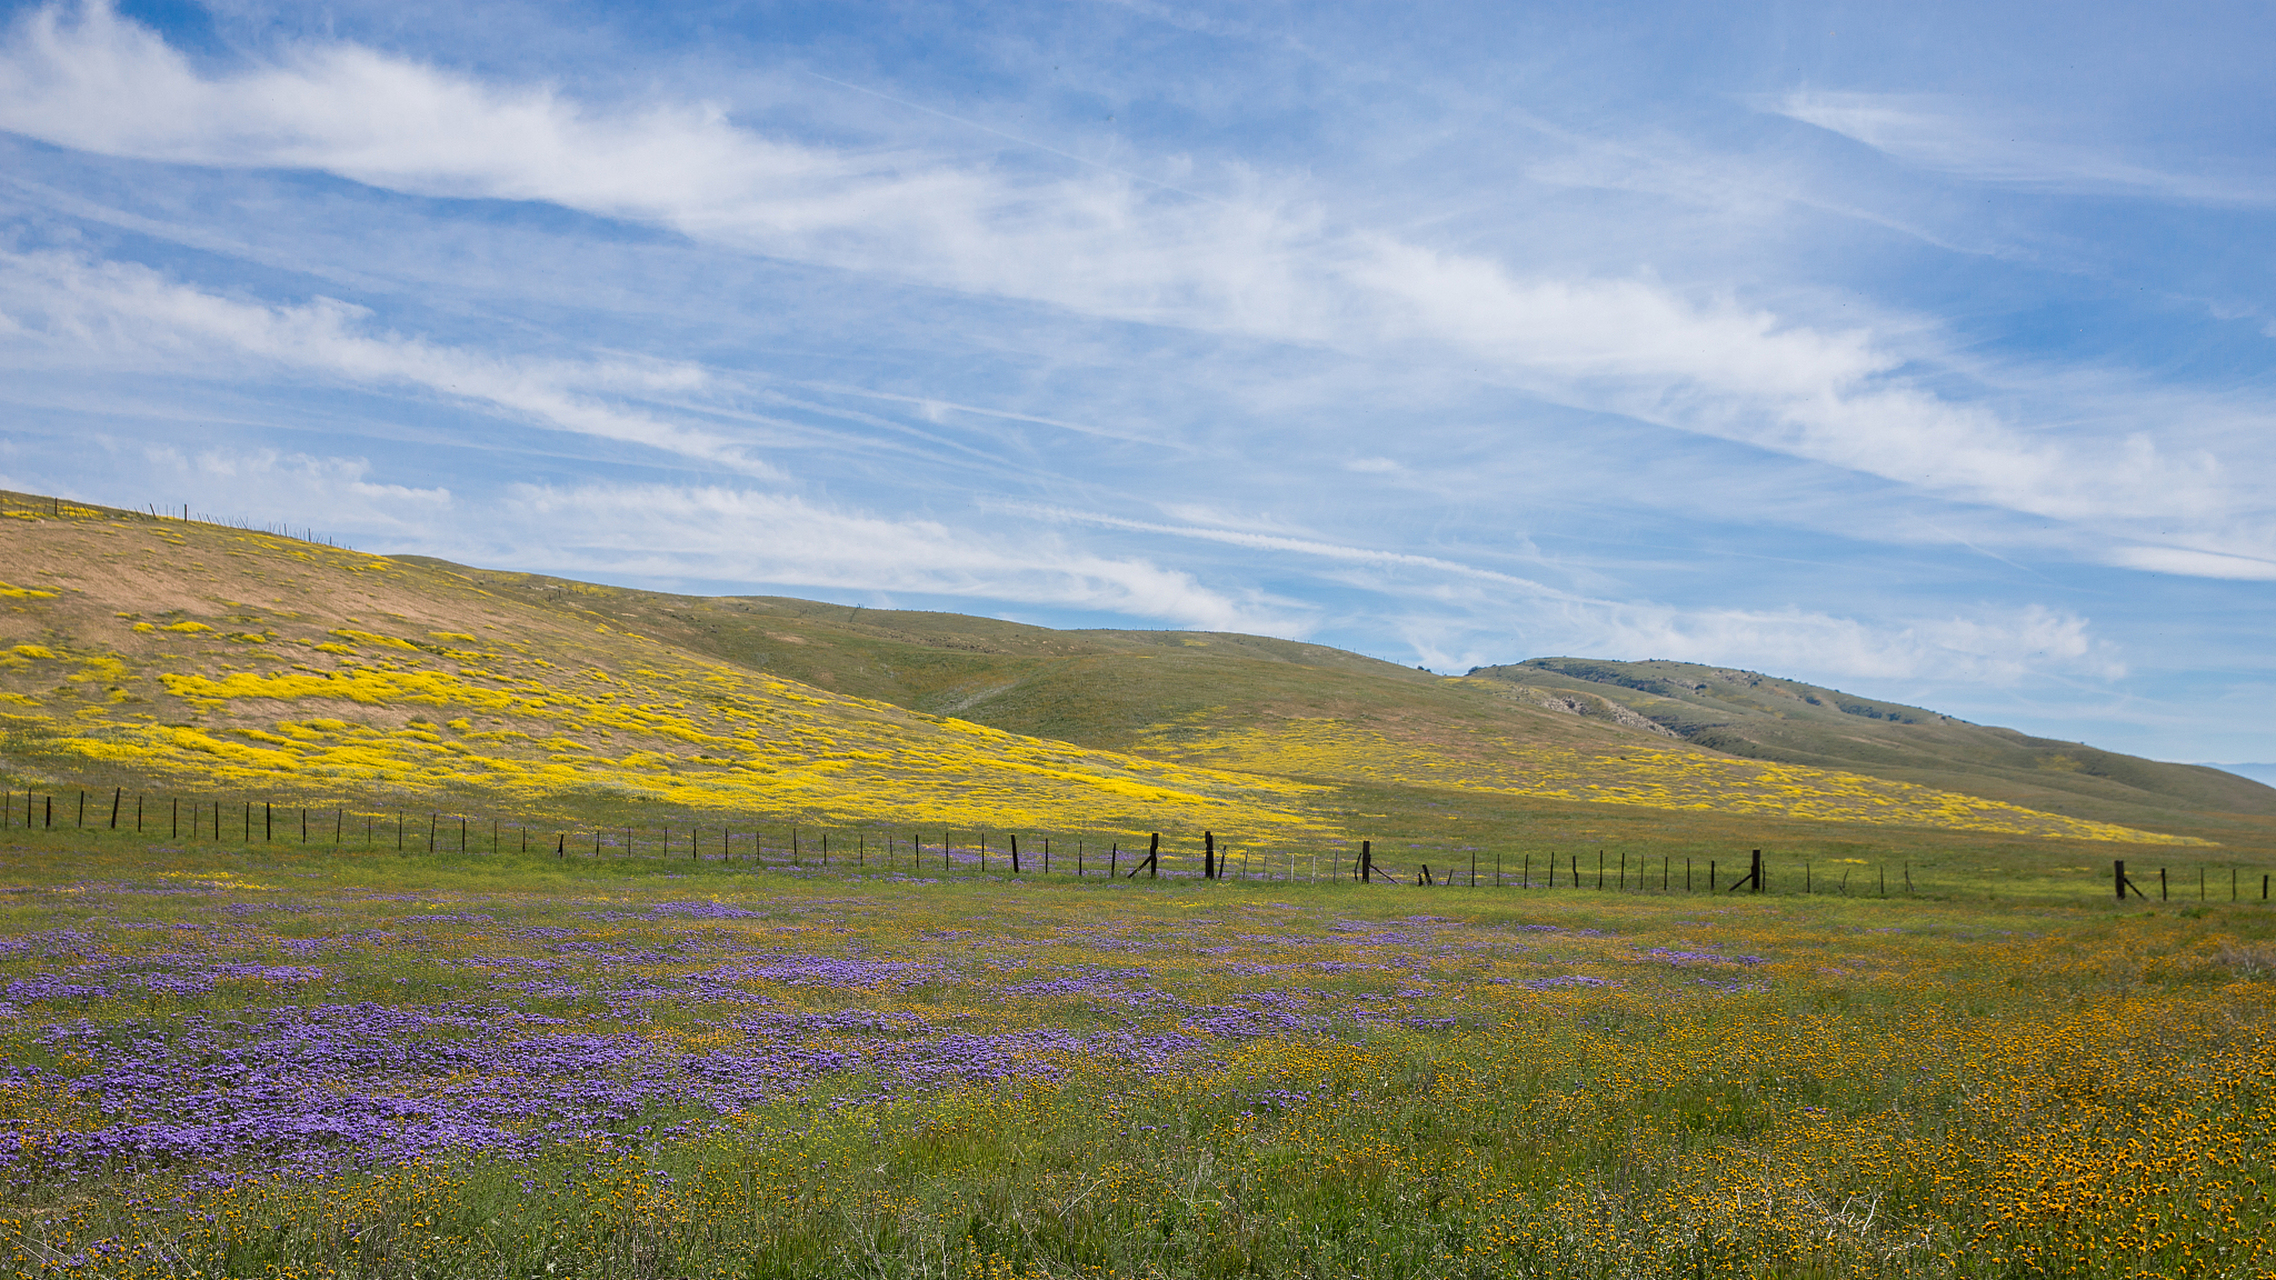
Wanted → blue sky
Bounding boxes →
[0,0,2271,767]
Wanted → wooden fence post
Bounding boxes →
[110,787,121,830]
[1011,833,1020,875]
[1725,850,1763,894]
[1126,832,1159,878]
[1204,830,1215,880]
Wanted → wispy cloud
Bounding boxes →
[492,483,1308,633]
[1025,505,2124,686]
[140,446,454,536]
[1,1,2263,574]
[1772,91,2273,205]
[2106,545,2276,582]
[1570,601,2124,685]
[0,247,770,472]
[1025,505,1573,594]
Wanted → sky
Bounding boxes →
[0,0,2270,768]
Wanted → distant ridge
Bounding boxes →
[2203,763,2276,788]
[1467,657,2276,824]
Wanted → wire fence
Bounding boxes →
[8,783,2266,902]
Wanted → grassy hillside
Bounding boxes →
[0,492,2241,852]
[0,499,1330,841]
[1469,657,2276,830]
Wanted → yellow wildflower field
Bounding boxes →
[11,641,1332,837]
[1138,716,2207,844]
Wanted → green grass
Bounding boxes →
[6,771,2271,907]
[0,833,2271,1278]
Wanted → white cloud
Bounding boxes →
[2106,545,2276,581]
[1029,506,2124,686]
[493,483,1307,633]
[1773,91,2272,205]
[0,247,770,472]
[1479,600,2125,687]
[140,446,453,538]
[1349,239,2235,525]
[1,1,2265,575]
[1024,505,1578,597]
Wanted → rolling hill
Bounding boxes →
[0,491,2258,850]
[1467,657,2276,827]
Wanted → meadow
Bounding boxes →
[4,499,2274,1277]
[0,824,2269,1279]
